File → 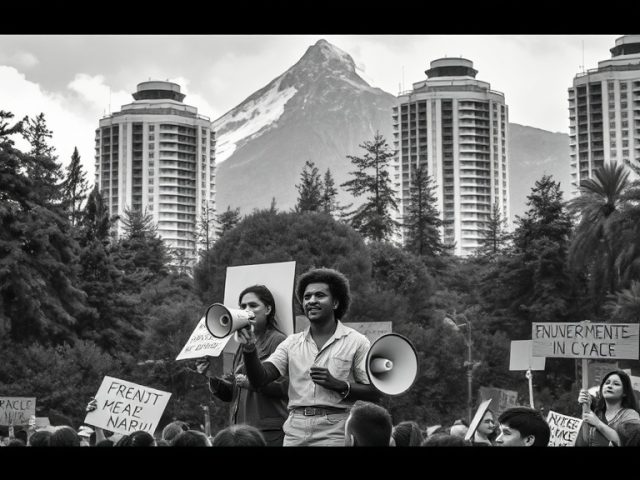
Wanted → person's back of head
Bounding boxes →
[161,420,189,442]
[421,433,468,447]
[7,439,26,447]
[497,407,550,447]
[172,430,212,447]
[95,439,114,447]
[392,421,424,446]
[345,400,393,447]
[211,425,266,447]
[49,426,80,447]
[14,429,28,444]
[617,420,640,446]
[28,430,52,447]
[127,430,156,446]
[449,423,469,439]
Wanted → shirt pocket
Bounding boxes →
[329,356,352,380]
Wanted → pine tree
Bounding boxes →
[0,110,23,147]
[295,160,323,213]
[215,206,241,238]
[477,201,508,257]
[341,132,400,242]
[62,147,89,226]
[20,113,62,203]
[403,165,443,256]
[0,113,87,344]
[117,207,169,278]
[321,168,351,219]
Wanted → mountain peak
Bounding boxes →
[300,39,356,71]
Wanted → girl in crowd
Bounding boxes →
[470,408,497,446]
[575,369,640,446]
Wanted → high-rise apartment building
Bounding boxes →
[569,35,640,191]
[95,81,216,266]
[392,58,510,256]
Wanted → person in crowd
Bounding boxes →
[616,420,640,446]
[344,400,393,446]
[421,433,467,446]
[171,429,212,447]
[114,430,156,447]
[95,439,115,447]
[449,418,469,439]
[27,430,52,447]
[211,424,267,446]
[49,426,81,447]
[575,369,640,447]
[237,268,379,446]
[7,439,25,447]
[494,406,550,447]
[470,409,497,446]
[161,420,190,443]
[77,425,94,447]
[391,420,424,446]
[196,285,289,446]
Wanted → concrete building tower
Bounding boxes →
[95,80,216,267]
[569,34,640,191]
[392,58,510,256]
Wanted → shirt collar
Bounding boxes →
[302,320,349,343]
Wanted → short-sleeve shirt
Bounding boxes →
[265,321,370,409]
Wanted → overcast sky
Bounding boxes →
[0,34,621,178]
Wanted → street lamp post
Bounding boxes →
[444,311,478,426]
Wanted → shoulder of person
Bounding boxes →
[341,324,370,345]
[621,408,640,420]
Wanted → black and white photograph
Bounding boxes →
[1,34,639,456]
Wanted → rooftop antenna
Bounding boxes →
[108,86,111,115]
[402,65,405,92]
[579,39,585,74]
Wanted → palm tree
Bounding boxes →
[605,280,640,323]
[568,162,630,311]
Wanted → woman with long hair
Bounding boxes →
[575,369,640,446]
[196,285,289,446]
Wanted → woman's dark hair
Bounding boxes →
[171,430,211,447]
[295,268,351,320]
[238,285,277,328]
[95,439,114,447]
[392,421,424,446]
[595,370,639,415]
[49,426,80,447]
[113,430,155,447]
[211,425,266,447]
[28,430,52,447]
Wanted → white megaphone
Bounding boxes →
[204,303,254,339]
[366,333,419,396]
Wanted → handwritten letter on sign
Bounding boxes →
[84,376,171,436]
[546,410,582,447]
[0,397,36,426]
[532,323,639,360]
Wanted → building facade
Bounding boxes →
[95,81,216,267]
[392,58,510,256]
[569,35,640,191]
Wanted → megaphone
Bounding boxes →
[204,303,254,339]
[366,333,418,396]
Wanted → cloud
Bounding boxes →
[0,66,98,179]
[67,73,130,114]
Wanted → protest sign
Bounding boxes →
[176,317,230,361]
[587,361,618,387]
[509,340,546,371]
[532,322,639,359]
[84,376,171,436]
[478,387,518,417]
[465,399,492,442]
[224,261,296,336]
[546,410,582,446]
[0,397,36,426]
[344,322,392,344]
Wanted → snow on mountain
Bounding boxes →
[213,77,297,164]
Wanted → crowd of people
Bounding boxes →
[2,267,640,447]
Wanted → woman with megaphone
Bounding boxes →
[195,285,289,446]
